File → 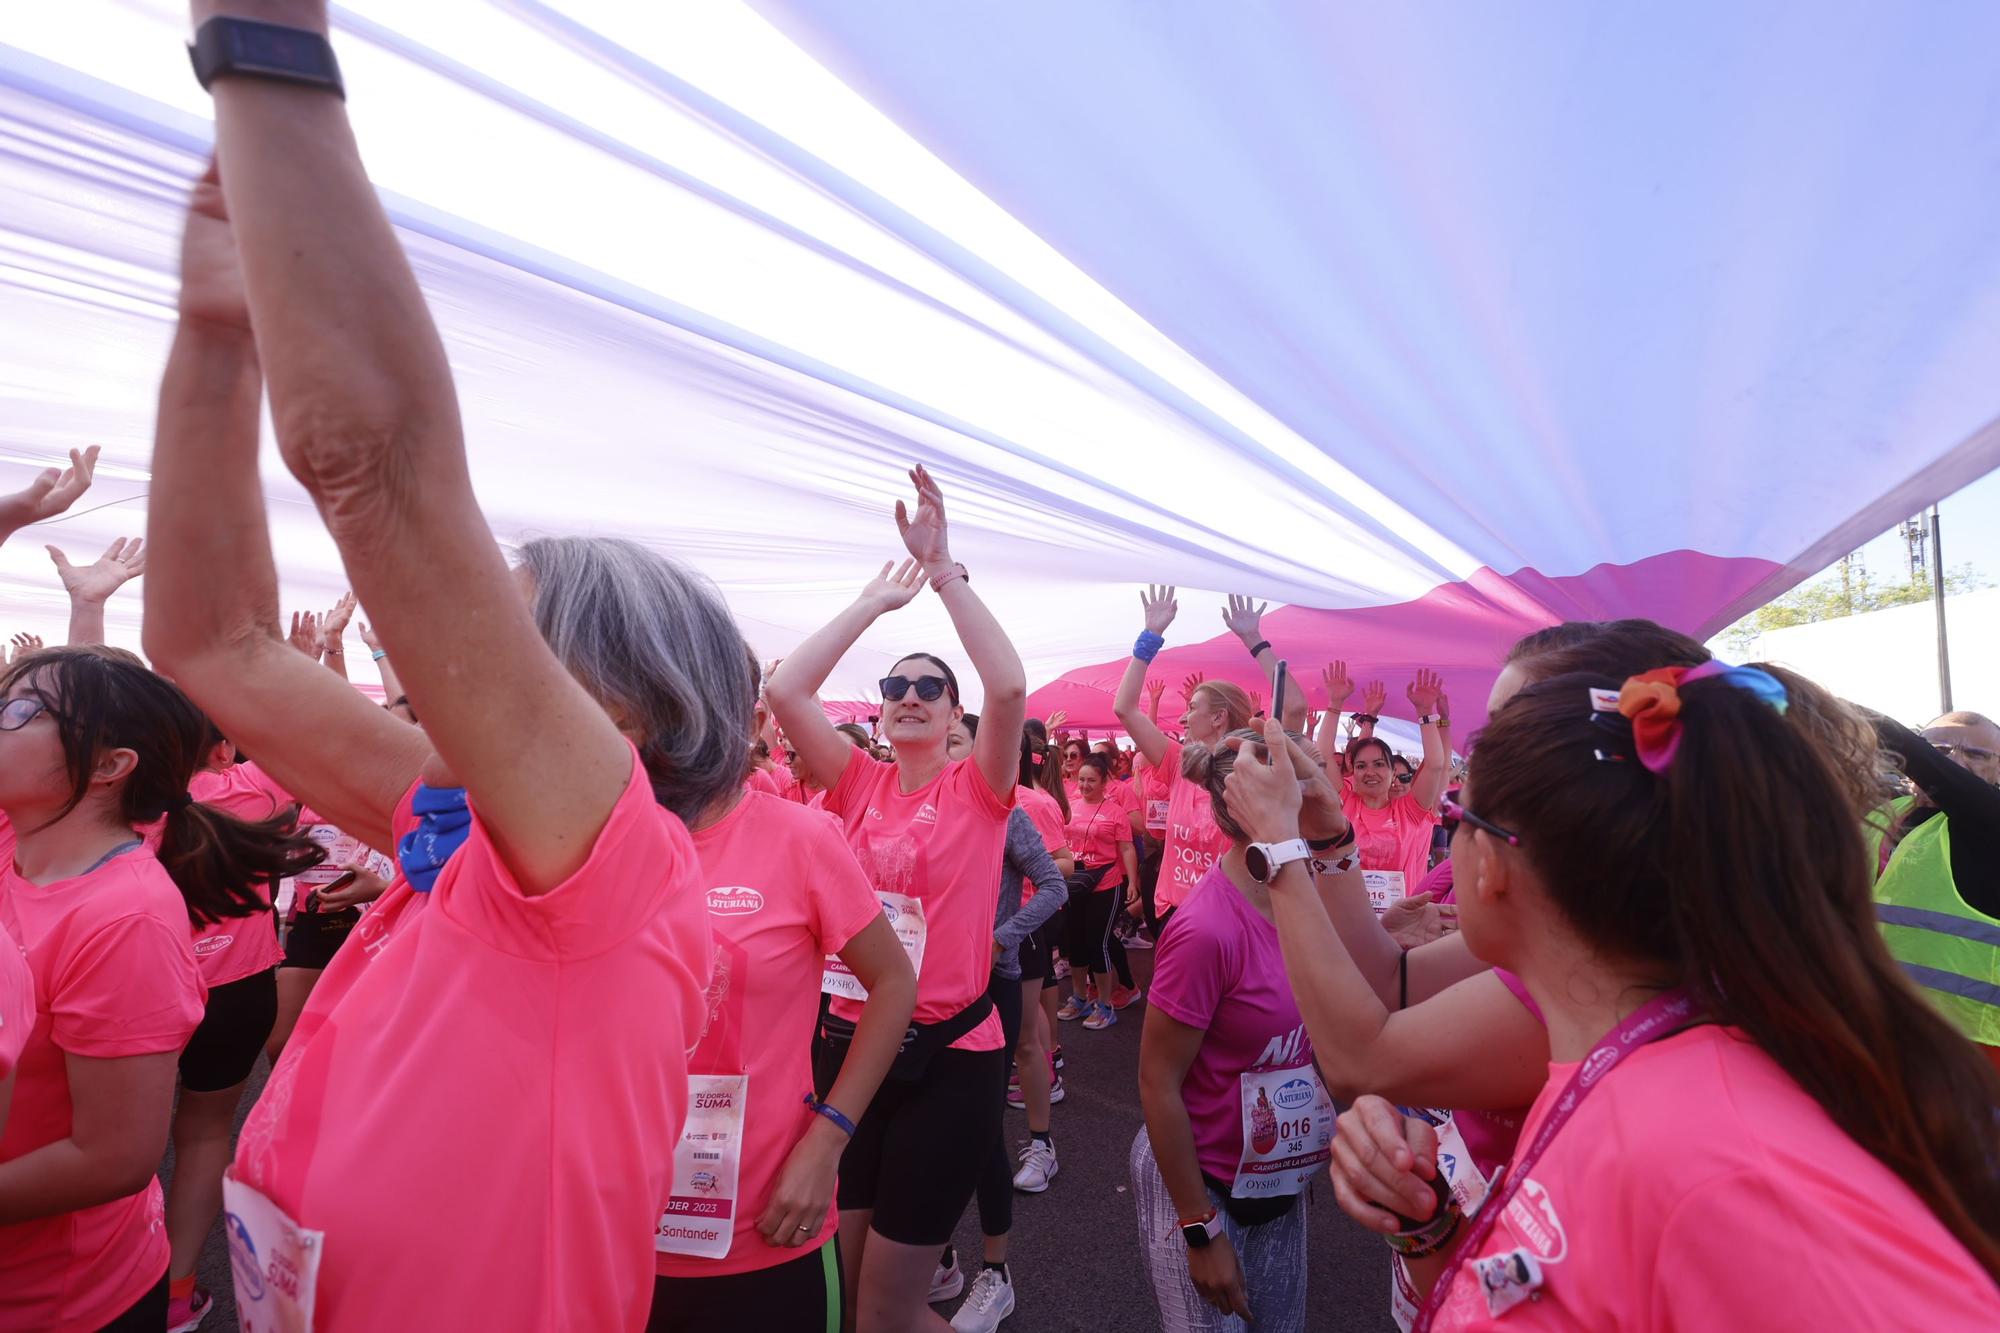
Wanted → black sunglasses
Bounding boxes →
[1439,791,1521,846]
[880,675,950,703]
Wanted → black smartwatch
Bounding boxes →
[189,17,345,99]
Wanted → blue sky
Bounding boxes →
[1844,465,2000,587]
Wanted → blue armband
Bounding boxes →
[803,1094,857,1137]
[1134,630,1165,663]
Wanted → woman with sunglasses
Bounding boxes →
[1112,588,1259,934]
[145,120,732,1329]
[766,466,1026,1333]
[1225,663,2000,1327]
[0,649,321,1332]
[1132,725,1336,1333]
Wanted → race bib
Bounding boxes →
[1388,1111,1493,1331]
[223,1173,323,1332]
[1146,797,1169,830]
[1233,1064,1333,1197]
[655,1074,748,1259]
[823,891,926,999]
[1364,869,1406,914]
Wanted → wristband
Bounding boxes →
[371,649,389,662]
[1417,713,1443,726]
[1134,630,1165,663]
[1385,1194,1463,1258]
[1246,639,1272,658]
[1351,713,1379,725]
[1306,825,1355,852]
[929,563,969,593]
[802,1094,856,1138]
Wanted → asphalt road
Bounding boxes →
[166,949,1394,1331]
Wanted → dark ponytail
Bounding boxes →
[5,649,325,927]
[1475,671,2000,1277]
[1021,720,1070,821]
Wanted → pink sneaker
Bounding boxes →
[168,1286,214,1333]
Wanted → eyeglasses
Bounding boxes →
[879,675,950,703]
[1439,792,1521,847]
[0,696,54,732]
[1931,741,1999,765]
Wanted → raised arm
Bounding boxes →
[766,560,924,793]
[1222,594,1307,732]
[895,465,1025,798]
[198,19,636,890]
[1114,586,1178,765]
[358,621,405,705]
[1316,661,1352,762]
[49,539,146,646]
[1406,669,1449,811]
[318,590,356,682]
[142,163,428,855]
[0,446,100,556]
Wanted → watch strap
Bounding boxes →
[189,17,345,99]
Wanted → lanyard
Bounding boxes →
[1413,987,1695,1333]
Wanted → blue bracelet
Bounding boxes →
[803,1094,857,1138]
[370,649,388,662]
[1134,630,1165,663]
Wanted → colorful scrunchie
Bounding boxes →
[1616,660,1789,774]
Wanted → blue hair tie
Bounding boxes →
[1683,660,1789,714]
[1134,630,1165,663]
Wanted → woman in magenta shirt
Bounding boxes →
[767,466,1027,1333]
[1134,728,1331,1333]
[1225,669,2000,1328]
[143,82,746,1330]
[0,650,320,1333]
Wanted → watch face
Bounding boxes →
[1245,846,1272,882]
[227,25,334,77]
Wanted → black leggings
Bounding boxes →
[648,1238,842,1332]
[97,1271,167,1332]
[1065,885,1120,980]
[1138,836,1164,935]
[974,971,1025,1239]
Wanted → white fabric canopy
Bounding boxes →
[3,2,1997,719]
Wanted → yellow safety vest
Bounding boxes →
[1874,812,2000,1046]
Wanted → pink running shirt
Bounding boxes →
[1147,865,1316,1182]
[1341,790,1439,893]
[180,761,293,985]
[1017,786,1068,854]
[0,821,204,1331]
[1429,1025,2000,1330]
[822,747,1013,1052]
[659,791,883,1278]
[0,918,30,1088]
[1153,740,1229,914]
[231,747,713,1331]
[1065,797,1134,891]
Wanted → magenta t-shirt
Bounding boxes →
[1149,866,1314,1183]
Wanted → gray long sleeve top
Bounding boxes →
[992,805,1070,980]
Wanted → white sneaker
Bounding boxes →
[950,1266,1017,1332]
[1012,1138,1058,1193]
[929,1250,964,1303]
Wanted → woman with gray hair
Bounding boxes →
[142,22,736,1326]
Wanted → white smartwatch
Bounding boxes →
[1244,838,1312,884]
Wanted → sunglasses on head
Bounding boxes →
[880,675,950,703]
[1439,791,1521,846]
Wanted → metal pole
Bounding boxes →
[1932,503,1952,713]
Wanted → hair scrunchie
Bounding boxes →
[1617,661,1789,774]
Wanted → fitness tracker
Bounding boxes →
[1180,1207,1224,1249]
[189,17,345,99]
[1244,838,1311,884]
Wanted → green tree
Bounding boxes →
[1721,561,1989,652]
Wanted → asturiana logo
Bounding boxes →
[193,935,235,956]
[1577,1045,1618,1087]
[1274,1078,1316,1111]
[705,887,765,916]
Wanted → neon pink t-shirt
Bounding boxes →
[1341,790,1438,892]
[823,748,1013,1051]
[1065,796,1134,891]
[1430,1025,2000,1330]
[660,791,882,1278]
[745,767,782,798]
[0,823,204,1331]
[0,919,30,1087]
[1147,865,1316,1182]
[1017,786,1067,854]
[180,762,292,986]
[231,748,713,1331]
[1154,740,1229,913]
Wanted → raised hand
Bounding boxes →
[179,159,251,331]
[48,537,146,604]
[287,610,324,661]
[0,446,101,536]
[8,632,43,664]
[1140,584,1179,636]
[860,558,926,614]
[1321,660,1353,708]
[358,620,383,654]
[893,464,952,571]
[1143,677,1166,704]
[1046,708,1069,732]
[1180,669,1205,701]
[1222,593,1269,644]
[1436,691,1452,729]
[321,590,358,642]
[1361,680,1387,717]
[1407,668,1443,715]
[1219,718,1305,845]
